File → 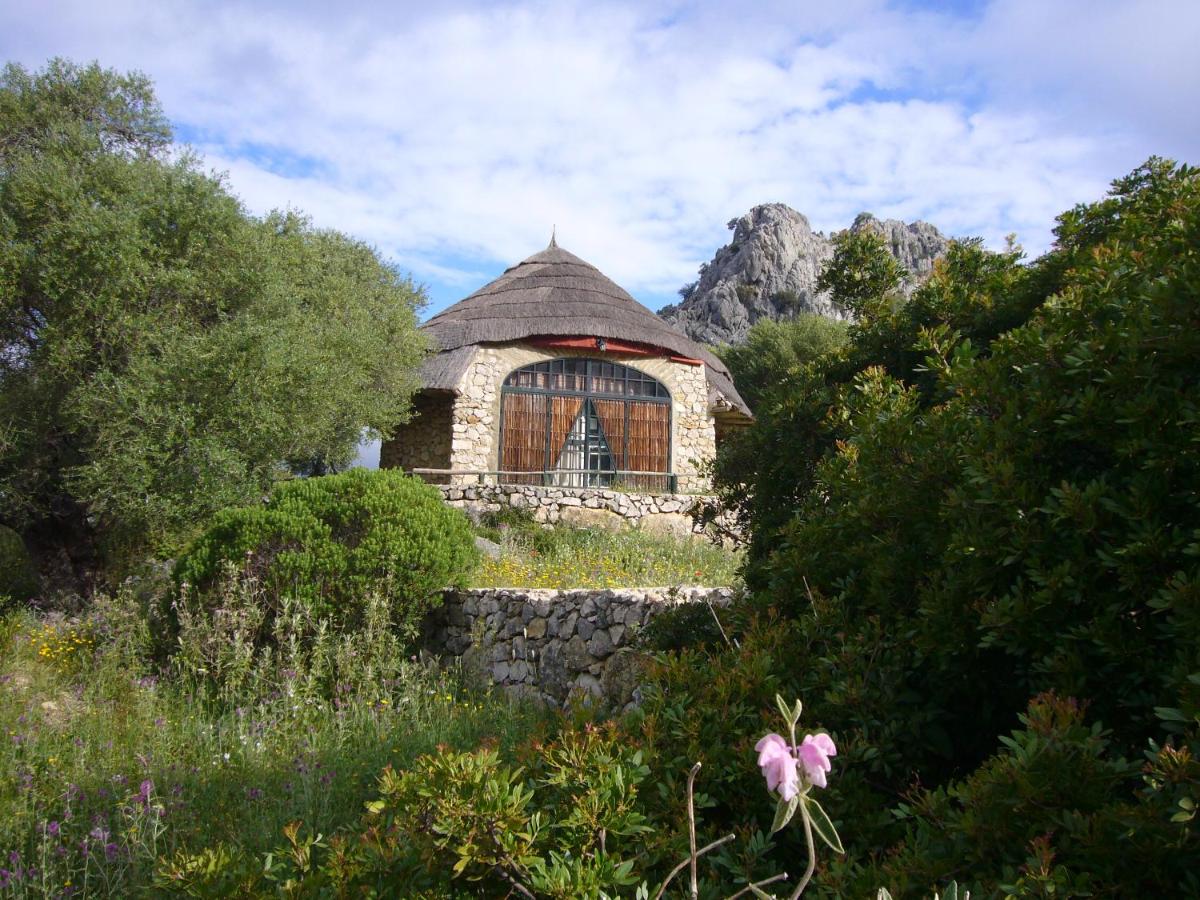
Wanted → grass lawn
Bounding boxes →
[471,523,741,589]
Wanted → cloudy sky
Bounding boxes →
[3,0,1197,316]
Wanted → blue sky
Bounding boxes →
[3,0,1198,318]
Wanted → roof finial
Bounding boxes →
[549,225,557,248]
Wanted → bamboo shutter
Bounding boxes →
[500,393,548,484]
[626,400,670,489]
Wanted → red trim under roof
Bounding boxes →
[526,335,704,365]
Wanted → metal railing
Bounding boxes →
[410,468,678,494]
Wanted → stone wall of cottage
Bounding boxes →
[379,392,454,471]
[425,587,733,707]
[444,343,717,492]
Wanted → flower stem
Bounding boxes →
[688,762,701,899]
[788,800,817,899]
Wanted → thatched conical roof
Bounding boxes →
[420,241,751,418]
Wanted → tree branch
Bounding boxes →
[653,834,736,900]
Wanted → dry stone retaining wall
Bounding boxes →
[425,587,733,707]
[438,483,721,539]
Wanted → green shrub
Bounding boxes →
[714,313,849,411]
[674,158,1200,893]
[156,724,656,898]
[0,524,38,604]
[635,596,728,652]
[175,469,477,644]
[876,693,1200,898]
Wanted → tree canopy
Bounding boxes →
[714,313,848,411]
[0,60,428,565]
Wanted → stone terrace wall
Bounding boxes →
[439,483,716,539]
[425,587,733,707]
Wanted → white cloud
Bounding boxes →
[3,0,1196,308]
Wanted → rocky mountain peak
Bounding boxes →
[659,204,949,345]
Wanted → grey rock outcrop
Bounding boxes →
[659,205,949,345]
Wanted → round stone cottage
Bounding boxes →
[381,238,752,492]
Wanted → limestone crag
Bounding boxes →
[659,204,949,345]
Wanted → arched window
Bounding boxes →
[499,358,672,490]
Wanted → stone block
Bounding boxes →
[563,635,592,671]
[559,505,625,531]
[525,617,547,639]
[587,628,613,657]
[574,673,602,696]
[599,648,649,709]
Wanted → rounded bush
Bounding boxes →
[0,524,39,604]
[175,469,478,639]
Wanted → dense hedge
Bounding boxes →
[642,159,1200,895]
[175,469,477,640]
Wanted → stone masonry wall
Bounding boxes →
[425,587,734,707]
[447,343,717,492]
[439,482,727,539]
[380,392,454,471]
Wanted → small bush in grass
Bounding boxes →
[175,469,478,646]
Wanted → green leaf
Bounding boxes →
[803,796,845,854]
[771,794,800,833]
[775,693,793,724]
[1155,706,1189,722]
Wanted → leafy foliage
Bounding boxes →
[174,469,478,656]
[715,314,848,411]
[880,693,1200,897]
[156,724,653,898]
[0,596,545,898]
[0,60,427,564]
[815,227,908,318]
[684,158,1200,894]
[0,524,38,604]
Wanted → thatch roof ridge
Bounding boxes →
[420,243,751,418]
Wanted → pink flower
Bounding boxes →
[796,733,837,789]
[755,733,800,801]
[756,732,838,797]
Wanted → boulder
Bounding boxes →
[639,512,694,540]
